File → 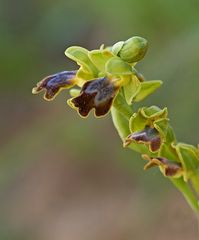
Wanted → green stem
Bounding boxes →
[111,106,131,140]
[113,92,133,120]
[171,178,199,215]
[191,174,199,197]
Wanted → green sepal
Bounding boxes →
[133,80,162,102]
[175,143,199,181]
[141,106,168,119]
[65,46,98,76]
[129,106,168,134]
[165,125,176,143]
[153,118,169,138]
[123,75,141,105]
[111,41,124,55]
[129,110,148,132]
[105,57,132,76]
[88,49,114,73]
[159,143,179,162]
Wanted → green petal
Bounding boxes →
[134,80,162,102]
[123,75,141,105]
[76,67,95,80]
[65,46,98,76]
[105,57,132,76]
[88,49,114,73]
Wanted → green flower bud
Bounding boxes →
[118,36,148,63]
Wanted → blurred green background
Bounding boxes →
[0,0,199,239]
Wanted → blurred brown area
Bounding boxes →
[0,0,199,239]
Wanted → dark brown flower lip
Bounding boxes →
[142,154,183,177]
[32,70,77,100]
[124,126,161,152]
[69,77,119,117]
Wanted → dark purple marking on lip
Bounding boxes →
[124,126,161,152]
[33,70,77,100]
[71,77,119,117]
[143,155,182,177]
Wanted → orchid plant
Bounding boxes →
[32,36,199,222]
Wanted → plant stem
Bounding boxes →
[191,174,199,197]
[171,178,199,215]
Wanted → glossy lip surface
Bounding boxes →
[70,77,119,117]
[32,70,77,100]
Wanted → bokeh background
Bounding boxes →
[0,0,199,239]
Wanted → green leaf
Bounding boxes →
[65,46,98,76]
[105,57,132,76]
[88,49,113,73]
[134,80,162,102]
[123,75,141,105]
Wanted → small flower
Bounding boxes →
[124,126,161,152]
[142,154,183,178]
[32,71,77,100]
[124,106,171,152]
[68,77,119,117]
